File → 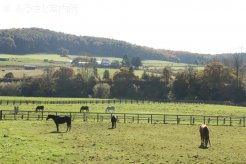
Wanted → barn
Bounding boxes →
[24,65,37,70]
[0,57,9,61]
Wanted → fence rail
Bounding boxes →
[0,99,236,106]
[0,110,245,127]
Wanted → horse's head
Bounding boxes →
[46,114,52,120]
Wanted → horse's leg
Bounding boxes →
[56,124,59,132]
[200,128,203,146]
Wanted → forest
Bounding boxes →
[0,28,211,64]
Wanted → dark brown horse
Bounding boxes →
[36,105,44,112]
[46,115,71,132]
[80,106,89,112]
[199,124,211,148]
[111,114,117,129]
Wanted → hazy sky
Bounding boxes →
[1,0,246,54]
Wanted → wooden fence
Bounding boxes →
[0,110,245,127]
[0,99,236,106]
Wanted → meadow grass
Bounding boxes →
[1,96,246,116]
[0,120,245,163]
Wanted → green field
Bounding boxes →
[0,120,245,163]
[1,97,246,163]
[0,54,204,78]
[1,96,246,116]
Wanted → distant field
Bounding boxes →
[0,54,71,62]
[0,54,204,78]
[0,120,245,163]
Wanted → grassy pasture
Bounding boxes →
[0,54,205,78]
[0,120,246,163]
[1,96,246,116]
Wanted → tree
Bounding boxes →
[172,72,188,99]
[112,67,137,98]
[232,53,243,87]
[162,67,171,83]
[53,67,74,97]
[103,70,110,79]
[131,56,142,68]
[4,72,14,80]
[58,48,69,57]
[93,83,111,98]
[53,67,74,79]
[121,55,131,67]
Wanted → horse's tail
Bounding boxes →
[207,128,211,146]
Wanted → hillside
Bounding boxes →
[0,28,211,64]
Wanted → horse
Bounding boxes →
[36,105,44,112]
[199,124,211,148]
[14,106,19,114]
[111,114,117,129]
[46,114,71,132]
[80,106,89,112]
[105,106,115,113]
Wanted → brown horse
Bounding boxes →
[111,114,117,129]
[36,105,44,112]
[80,106,89,112]
[46,115,71,132]
[199,124,211,148]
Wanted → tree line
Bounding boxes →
[1,60,246,103]
[0,28,213,64]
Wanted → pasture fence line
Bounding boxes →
[0,99,238,106]
[0,110,245,127]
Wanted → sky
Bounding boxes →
[1,0,246,54]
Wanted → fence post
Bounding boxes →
[203,116,206,124]
[137,114,139,123]
[163,115,166,124]
[0,110,2,120]
[27,111,29,120]
[151,114,152,124]
[230,117,232,126]
[177,115,180,124]
[217,116,219,126]
[243,117,245,127]
[83,112,86,122]
[124,114,126,123]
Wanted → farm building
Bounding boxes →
[100,59,111,67]
[24,65,37,70]
[0,57,9,61]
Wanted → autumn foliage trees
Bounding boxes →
[1,61,246,103]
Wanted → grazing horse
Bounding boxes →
[105,106,115,113]
[111,114,117,129]
[199,124,211,148]
[36,105,44,112]
[80,106,89,112]
[14,106,19,114]
[46,114,71,132]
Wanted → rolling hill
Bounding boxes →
[0,27,212,64]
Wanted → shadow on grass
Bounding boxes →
[48,131,67,134]
[108,127,116,130]
[198,145,209,149]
